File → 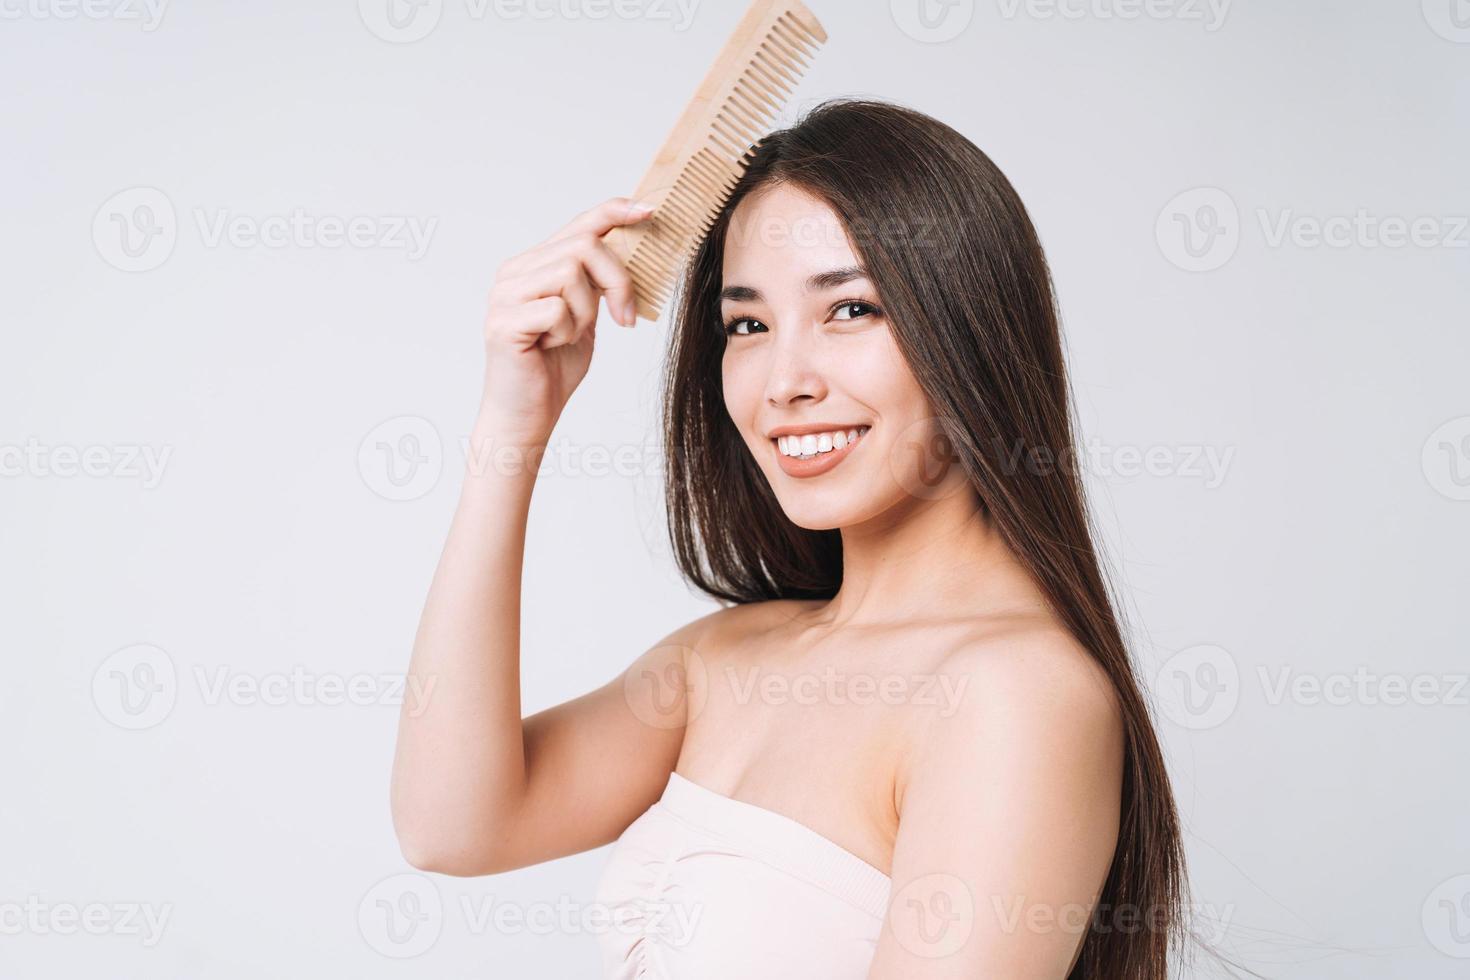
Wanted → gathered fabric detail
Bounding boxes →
[593,772,891,980]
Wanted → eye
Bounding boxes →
[832,300,882,322]
[723,316,767,336]
[721,300,882,336]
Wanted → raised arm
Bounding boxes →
[388,197,708,876]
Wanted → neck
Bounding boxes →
[818,486,1047,629]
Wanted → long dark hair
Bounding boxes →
[659,97,1188,979]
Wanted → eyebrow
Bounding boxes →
[718,265,870,304]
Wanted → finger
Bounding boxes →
[500,257,599,337]
[511,232,640,328]
[535,310,594,351]
[503,198,654,285]
[573,234,642,328]
[535,299,582,350]
[542,196,656,248]
[490,295,574,353]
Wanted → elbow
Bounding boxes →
[389,773,524,876]
[393,825,448,874]
[391,809,522,877]
[395,828,500,877]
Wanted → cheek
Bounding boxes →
[855,327,926,419]
[720,350,760,430]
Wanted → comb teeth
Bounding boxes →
[602,0,828,321]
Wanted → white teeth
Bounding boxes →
[775,426,870,459]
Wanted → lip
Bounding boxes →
[769,424,870,479]
[766,422,869,439]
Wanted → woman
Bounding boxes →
[390,97,1187,979]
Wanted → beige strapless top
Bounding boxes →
[593,771,891,979]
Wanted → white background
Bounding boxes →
[2,0,1467,976]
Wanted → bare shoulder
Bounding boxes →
[941,618,1122,726]
[898,617,1125,807]
[647,597,822,662]
[677,596,823,643]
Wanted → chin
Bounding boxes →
[766,480,898,533]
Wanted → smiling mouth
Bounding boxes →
[773,425,871,460]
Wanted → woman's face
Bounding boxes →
[719,182,958,531]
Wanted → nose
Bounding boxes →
[762,323,828,408]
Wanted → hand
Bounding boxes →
[477,196,654,442]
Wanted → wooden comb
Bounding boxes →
[601,0,828,323]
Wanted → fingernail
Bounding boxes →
[623,301,637,325]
